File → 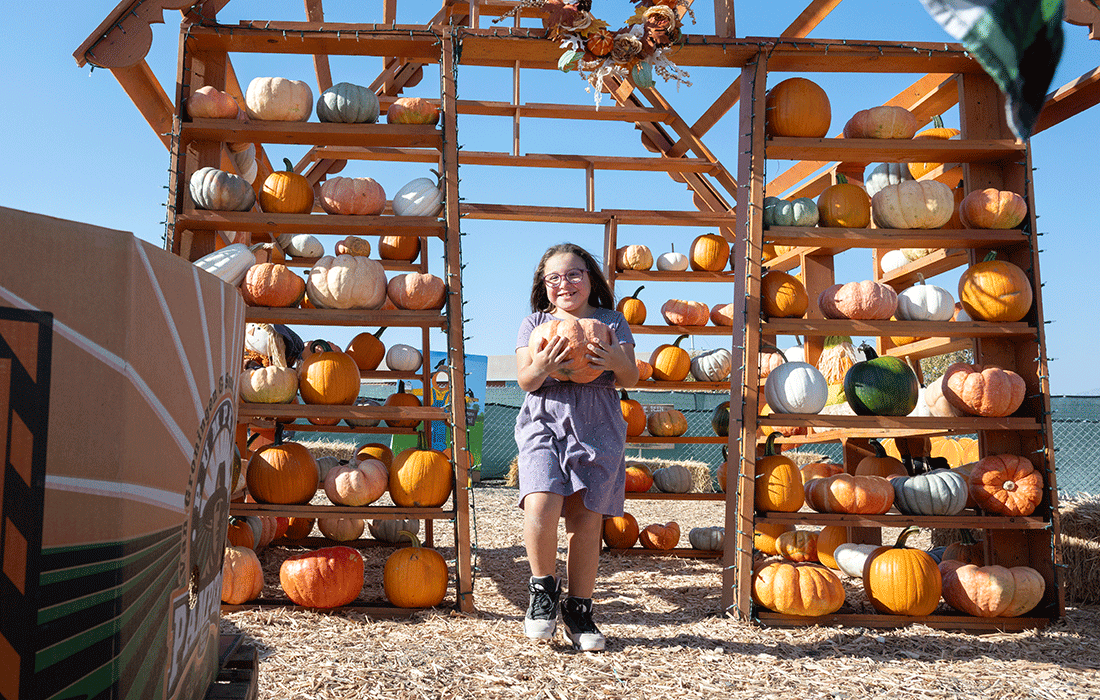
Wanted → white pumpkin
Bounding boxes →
[392,177,443,217]
[368,518,421,543]
[834,542,879,578]
[656,245,689,271]
[277,233,324,258]
[871,180,955,229]
[307,255,388,310]
[690,348,732,382]
[763,361,828,414]
[245,76,313,122]
[239,364,298,403]
[386,344,423,372]
[863,162,913,198]
[892,469,969,516]
[194,243,255,286]
[345,397,383,428]
[903,248,937,261]
[880,249,911,273]
[896,275,955,321]
[781,342,805,364]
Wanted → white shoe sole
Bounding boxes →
[524,619,557,641]
[564,629,606,652]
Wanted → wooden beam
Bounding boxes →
[304,0,334,91]
[1032,66,1100,134]
[714,0,735,37]
[109,60,175,148]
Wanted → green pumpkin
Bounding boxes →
[843,344,919,416]
[316,81,380,123]
[711,401,730,436]
[763,196,820,227]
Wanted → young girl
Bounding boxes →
[514,243,639,651]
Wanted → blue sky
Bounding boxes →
[3,1,1098,394]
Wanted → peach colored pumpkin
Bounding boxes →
[323,459,388,506]
[187,85,239,119]
[924,374,963,417]
[967,454,1044,516]
[661,299,709,326]
[959,188,1029,229]
[710,302,735,326]
[818,280,898,320]
[636,359,654,382]
[527,318,615,384]
[942,363,1026,417]
[939,560,1046,617]
[241,263,306,308]
[387,272,446,310]
[319,177,386,215]
[386,97,440,125]
[804,473,895,514]
[800,461,843,484]
[639,522,681,550]
[842,106,919,139]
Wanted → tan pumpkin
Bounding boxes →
[619,389,646,438]
[689,233,730,271]
[648,334,691,381]
[389,436,453,507]
[616,244,654,271]
[616,285,647,325]
[222,545,264,604]
[319,177,386,216]
[710,302,735,326]
[871,180,955,229]
[378,235,421,261]
[334,235,373,257]
[942,363,1026,417]
[318,517,365,542]
[924,374,963,417]
[241,263,306,308]
[279,546,364,609]
[187,85,239,119]
[958,188,1028,229]
[957,252,1033,322]
[383,532,449,608]
[387,272,446,310]
[939,560,1045,617]
[761,271,809,318]
[646,409,688,437]
[660,299,709,326]
[817,175,871,228]
[307,255,388,310]
[804,473,895,514]
[818,280,898,320]
[245,77,313,121]
[527,318,615,384]
[752,561,845,616]
[639,522,681,550]
[967,454,1044,517]
[842,105,919,139]
[383,380,423,428]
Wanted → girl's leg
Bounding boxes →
[561,491,602,598]
[523,491,564,577]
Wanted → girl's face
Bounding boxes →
[542,252,592,314]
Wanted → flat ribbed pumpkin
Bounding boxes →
[804,473,894,514]
[527,317,615,384]
[959,188,1028,229]
[871,180,955,229]
[661,298,709,326]
[942,363,1026,417]
[939,560,1045,617]
[967,454,1044,516]
[241,263,306,308]
[752,561,845,616]
[842,106,918,139]
[319,176,386,215]
[307,255,388,310]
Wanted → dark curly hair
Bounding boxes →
[529,243,614,313]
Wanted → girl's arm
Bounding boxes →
[516,335,573,393]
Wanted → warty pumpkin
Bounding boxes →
[761,270,809,318]
[383,532,449,608]
[616,244,653,271]
[616,286,647,325]
[764,77,831,138]
[298,340,360,405]
[317,81,379,123]
[639,522,681,550]
[967,454,1044,516]
[387,272,446,310]
[957,251,1033,322]
[842,105,919,139]
[958,188,1028,229]
[241,263,306,308]
[804,473,895,514]
[755,432,804,512]
[527,317,615,384]
[279,545,364,609]
[603,513,640,548]
[245,76,313,121]
[307,255,388,310]
[817,175,871,228]
[222,545,264,604]
[319,176,386,216]
[688,233,730,271]
[862,526,942,616]
[819,280,898,320]
[752,561,846,616]
[619,389,646,437]
[649,334,691,381]
[942,362,1026,417]
[260,158,315,214]
[776,529,819,562]
[386,97,440,125]
[939,560,1045,617]
[661,298,709,326]
[389,434,453,507]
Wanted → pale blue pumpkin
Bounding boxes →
[317,82,380,123]
[763,196,819,227]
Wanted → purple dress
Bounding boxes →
[514,308,635,516]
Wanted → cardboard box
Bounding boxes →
[0,207,245,700]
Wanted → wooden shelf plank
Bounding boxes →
[187,23,443,60]
[231,503,454,518]
[282,258,422,272]
[614,270,734,282]
[457,151,721,173]
[310,146,442,164]
[461,203,609,223]
[604,547,722,559]
[765,137,1024,163]
[628,381,730,392]
[881,248,970,289]
[756,414,1040,431]
[456,99,674,123]
[272,423,420,435]
[602,210,735,226]
[625,436,728,444]
[760,319,1035,338]
[625,492,724,501]
[177,211,444,236]
[883,337,972,361]
[764,227,1029,249]
[629,325,734,336]
[181,119,442,148]
[244,308,445,328]
[754,611,1050,631]
[755,511,1048,529]
[239,402,447,421]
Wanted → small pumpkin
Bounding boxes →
[385,344,423,372]
[688,526,725,552]
[323,458,388,507]
[764,77,831,138]
[646,409,688,437]
[710,401,730,437]
[776,529,819,562]
[762,196,819,227]
[260,158,315,214]
[940,529,985,565]
[939,560,1046,617]
[318,517,365,542]
[804,473,895,515]
[378,235,421,261]
[317,81,379,123]
[871,180,955,229]
[752,561,845,616]
[227,515,262,550]
[636,359,654,382]
[616,244,653,271]
[817,174,871,228]
[815,526,848,570]
[298,340,360,405]
[880,248,911,273]
[619,389,646,437]
[924,374,963,418]
[616,286,647,325]
[710,302,735,326]
[909,115,960,179]
[586,29,615,57]
[842,105,919,139]
[892,469,969,516]
[239,354,298,404]
[761,270,809,318]
[624,465,654,493]
[603,513,640,548]
[854,439,907,479]
[896,274,955,321]
[843,344,919,416]
[345,328,386,370]
[245,76,312,121]
[639,522,681,550]
[319,177,386,215]
[957,251,1033,322]
[652,464,693,494]
[383,531,449,608]
[221,545,265,604]
[383,380,423,429]
[661,299,710,326]
[690,348,732,382]
[942,362,1026,417]
[386,97,440,125]
[389,434,453,507]
[833,542,879,578]
[278,233,324,258]
[689,233,730,271]
[967,454,1044,517]
[862,526,942,616]
[392,177,444,217]
[279,545,364,609]
[356,442,394,469]
[189,167,256,211]
[958,188,1028,229]
[764,361,828,414]
[649,334,691,382]
[801,461,843,484]
[241,263,306,308]
[368,518,420,543]
[308,255,388,309]
[755,433,805,513]
[334,236,373,257]
[528,318,615,384]
[656,243,689,271]
[754,522,794,556]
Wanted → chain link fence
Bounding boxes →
[482,390,1099,497]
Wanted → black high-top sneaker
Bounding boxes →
[560,596,605,651]
[524,575,561,641]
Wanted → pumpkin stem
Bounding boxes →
[982,251,998,263]
[628,285,645,301]
[274,423,284,446]
[858,342,879,361]
[836,173,848,185]
[374,327,387,339]
[959,528,979,547]
[670,243,676,253]
[672,334,690,348]
[310,339,334,354]
[281,157,295,173]
[763,431,782,457]
[619,388,632,401]
[892,525,921,549]
[932,114,945,129]
[869,438,888,459]
[397,529,422,548]
[916,273,926,286]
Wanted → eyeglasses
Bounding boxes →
[543,269,587,287]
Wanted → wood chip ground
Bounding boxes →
[224,483,1100,699]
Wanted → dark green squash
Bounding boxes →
[843,343,919,416]
[711,401,731,437]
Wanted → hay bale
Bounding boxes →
[301,438,359,461]
[1059,494,1100,605]
[506,457,519,487]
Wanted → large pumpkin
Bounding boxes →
[892,469,969,516]
[222,545,264,604]
[661,299,709,326]
[308,255,388,309]
[763,361,828,414]
[619,389,646,437]
[689,233,730,271]
[389,437,453,507]
[817,175,871,228]
[804,473,895,514]
[245,433,319,505]
[755,433,805,512]
[871,180,955,229]
[958,188,1028,229]
[617,286,647,325]
[764,77,831,138]
[649,334,691,382]
[957,252,1033,322]
[319,176,386,215]
[387,272,446,310]
[863,526,942,616]
[752,561,845,616]
[843,345,919,416]
[819,280,898,320]
[939,560,1045,617]
[383,532,449,608]
[241,263,306,308]
[842,106,919,139]
[603,513,640,548]
[323,459,388,506]
[317,81,380,123]
[298,340,360,405]
[967,454,1044,516]
[527,317,615,384]
[279,546,364,609]
[386,97,440,125]
[245,76,313,121]
[189,167,256,211]
[187,85,239,119]
[761,271,809,318]
[941,363,1026,417]
[260,158,315,214]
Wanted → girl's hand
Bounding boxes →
[586,337,638,386]
[531,335,574,377]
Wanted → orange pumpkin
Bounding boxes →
[941,529,984,565]
[863,526,942,616]
[625,465,654,493]
[804,473,894,514]
[635,358,654,382]
[942,363,1026,417]
[639,522,681,550]
[527,317,616,384]
[689,233,730,271]
[386,97,440,125]
[754,522,794,556]
[245,432,319,505]
[383,380,423,428]
[854,439,907,479]
[378,235,421,261]
[619,389,646,437]
[660,298,709,326]
[815,526,848,570]
[241,263,306,308]
[260,158,315,214]
[646,409,688,437]
[957,252,1033,322]
[383,532,449,608]
[761,270,808,318]
[800,461,843,484]
[710,302,735,326]
[187,85,240,119]
[817,175,871,228]
[764,77,831,138]
[279,545,364,609]
[842,106,919,139]
[227,515,262,550]
[755,432,804,513]
[958,188,1028,229]
[603,513,640,548]
[389,435,453,507]
[298,340,360,405]
[909,115,960,179]
[387,272,446,310]
[222,545,264,604]
[967,454,1044,516]
[648,334,691,381]
[586,29,615,57]
[345,328,386,370]
[776,530,819,562]
[617,285,647,325]
[356,442,394,469]
[284,517,315,539]
[752,561,845,616]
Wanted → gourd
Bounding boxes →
[245,430,319,504]
[863,162,913,198]
[277,233,324,258]
[660,299,710,326]
[241,263,306,308]
[762,196,819,227]
[389,435,453,507]
[761,270,809,318]
[896,274,955,321]
[690,348,732,382]
[763,361,828,414]
[639,522,681,550]
[764,77,831,138]
[616,286,647,324]
[586,30,615,56]
[323,459,388,506]
[652,464,692,493]
[843,344,919,416]
[298,340,360,405]
[345,397,382,428]
[939,560,1046,617]
[909,115,960,178]
[616,244,653,271]
[260,158,315,214]
[279,546,364,609]
[603,513,640,548]
[245,77,313,121]
[318,517,365,542]
[941,362,1026,417]
[528,318,615,383]
[317,81,380,123]
[346,328,387,370]
[804,473,895,515]
[187,85,239,119]
[957,251,1033,322]
[620,389,646,437]
[383,532,449,608]
[308,255,388,310]
[189,167,256,211]
[386,97,440,125]
[383,380,422,428]
[368,518,420,543]
[755,433,805,512]
[378,235,421,261]
[819,280,898,320]
[862,526,942,616]
[387,272,446,310]
[752,561,845,616]
[392,177,444,217]
[967,454,1044,516]
[871,180,955,229]
[386,344,423,372]
[833,543,879,578]
[892,469,969,516]
[689,233,730,271]
[817,174,871,228]
[710,302,735,326]
[754,522,793,556]
[222,546,265,604]
[624,465,654,493]
[817,335,857,406]
[649,334,691,382]
[646,409,688,437]
[958,188,1028,229]
[193,243,255,286]
[775,530,818,562]
[688,526,725,552]
[842,105,919,139]
[319,177,386,215]
[656,244,689,271]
